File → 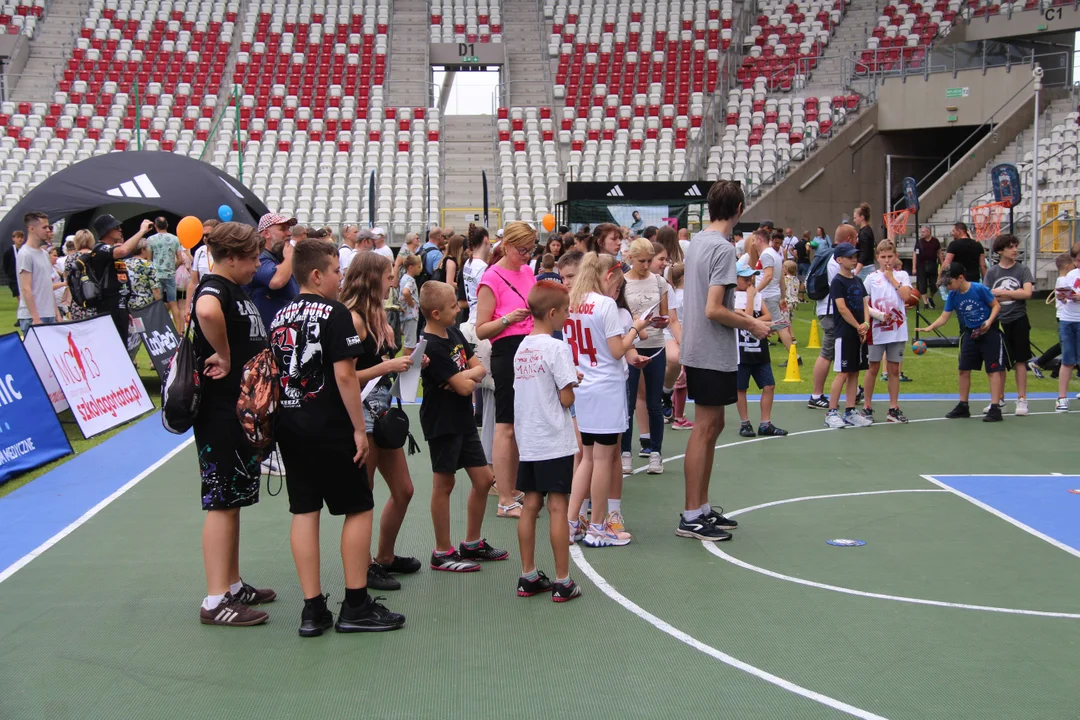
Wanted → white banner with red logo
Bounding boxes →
[25,315,155,437]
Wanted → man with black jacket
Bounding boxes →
[90,214,154,345]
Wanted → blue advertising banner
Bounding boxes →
[0,332,72,485]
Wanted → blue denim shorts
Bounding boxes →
[362,384,392,434]
[159,276,177,302]
[1060,320,1080,366]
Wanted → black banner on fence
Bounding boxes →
[131,301,179,377]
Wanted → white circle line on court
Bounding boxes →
[700,489,1080,620]
[569,545,888,720]
[576,410,1071,719]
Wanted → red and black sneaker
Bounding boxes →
[199,593,269,626]
[552,579,583,603]
[458,539,509,562]
[430,550,481,572]
[517,571,553,597]
[233,580,277,605]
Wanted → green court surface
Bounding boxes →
[2,400,1079,719]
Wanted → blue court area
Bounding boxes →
[926,474,1080,557]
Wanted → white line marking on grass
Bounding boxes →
[700,489,1080,620]
[921,474,1080,560]
[570,545,889,720]
[0,437,195,585]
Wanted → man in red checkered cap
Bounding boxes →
[246,212,299,329]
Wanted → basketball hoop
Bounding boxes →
[970,201,1009,243]
[883,209,910,239]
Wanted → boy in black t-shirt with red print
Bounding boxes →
[270,239,405,636]
[420,281,509,573]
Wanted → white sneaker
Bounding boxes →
[1056,398,1070,412]
[583,526,631,548]
[982,401,1007,414]
[621,451,632,475]
[647,452,663,474]
[845,409,872,427]
[1015,398,1029,416]
[825,409,847,428]
[260,450,282,474]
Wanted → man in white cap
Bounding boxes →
[246,212,298,329]
[371,226,393,261]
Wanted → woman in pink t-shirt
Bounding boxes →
[475,221,538,518]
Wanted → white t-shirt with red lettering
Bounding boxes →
[565,292,628,434]
[513,334,579,461]
[865,268,911,345]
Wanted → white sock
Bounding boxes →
[683,508,703,522]
[663,385,674,395]
[639,433,650,441]
[202,593,227,611]
[229,580,243,595]
[608,499,621,515]
[700,503,711,516]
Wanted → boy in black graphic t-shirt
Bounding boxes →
[420,281,509,573]
[825,243,872,428]
[191,222,275,628]
[270,239,405,636]
[732,261,787,438]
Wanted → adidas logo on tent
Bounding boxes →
[606,184,625,197]
[105,174,161,199]
[684,185,703,197]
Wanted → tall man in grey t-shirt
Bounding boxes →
[678,181,770,542]
[16,211,58,336]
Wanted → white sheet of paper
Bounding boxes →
[360,376,381,402]
[395,337,427,403]
[640,300,660,320]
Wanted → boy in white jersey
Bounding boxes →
[861,240,912,423]
[513,280,582,602]
[565,252,650,548]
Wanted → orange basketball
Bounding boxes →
[906,288,921,308]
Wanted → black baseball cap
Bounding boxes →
[833,242,858,258]
[92,213,122,238]
[938,261,967,284]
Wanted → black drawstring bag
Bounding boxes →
[161,312,201,434]
[370,397,419,454]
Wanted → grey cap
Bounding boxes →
[357,228,376,240]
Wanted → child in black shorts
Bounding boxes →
[192,222,276,627]
[270,239,405,636]
[420,281,509,572]
[512,280,582,601]
[825,243,872,429]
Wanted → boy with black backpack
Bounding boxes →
[269,238,406,636]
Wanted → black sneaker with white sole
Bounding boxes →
[704,506,738,530]
[807,395,830,410]
[367,562,401,591]
[431,550,481,572]
[552,579,583,602]
[676,514,733,541]
[458,539,509,562]
[334,596,405,633]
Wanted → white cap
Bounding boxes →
[372,226,386,236]
[496,228,504,237]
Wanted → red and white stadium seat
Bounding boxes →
[0,0,45,38]
[430,0,502,44]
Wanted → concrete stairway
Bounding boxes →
[501,0,550,107]
[10,0,85,103]
[440,114,498,215]
[799,0,877,97]
[386,0,430,108]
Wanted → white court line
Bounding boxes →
[570,546,888,720]
[921,474,1080,561]
[701,489,1080,620]
[0,437,195,585]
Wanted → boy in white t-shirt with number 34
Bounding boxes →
[861,239,912,423]
[513,279,583,602]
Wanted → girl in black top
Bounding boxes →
[340,252,419,587]
[853,202,875,278]
[434,233,468,323]
[191,221,275,627]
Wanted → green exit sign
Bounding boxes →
[947,114,958,122]
[462,55,479,62]
[945,87,969,99]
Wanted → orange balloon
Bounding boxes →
[177,215,203,249]
[541,213,556,232]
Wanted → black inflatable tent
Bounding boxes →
[0,152,268,254]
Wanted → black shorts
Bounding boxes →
[490,334,525,424]
[959,326,1010,373]
[278,432,374,516]
[833,326,868,374]
[580,431,619,446]
[516,455,574,495]
[428,430,489,474]
[194,413,261,511]
[1000,315,1032,365]
[916,265,938,295]
[737,362,775,391]
[684,366,737,407]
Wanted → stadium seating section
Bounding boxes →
[430,0,502,43]
[0,0,44,38]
